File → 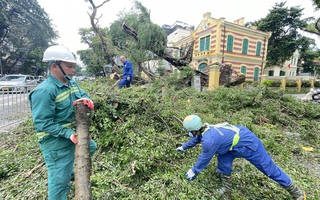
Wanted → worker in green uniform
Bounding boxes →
[29,45,97,200]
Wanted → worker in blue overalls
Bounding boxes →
[176,115,305,200]
[118,55,133,88]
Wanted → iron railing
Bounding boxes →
[0,90,31,130]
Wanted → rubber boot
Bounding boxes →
[284,182,306,200]
[216,174,232,195]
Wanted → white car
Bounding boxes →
[0,74,38,93]
[33,75,45,83]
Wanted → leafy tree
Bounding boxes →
[304,0,320,36]
[311,0,320,9]
[296,36,320,75]
[78,27,119,76]
[109,1,167,58]
[22,48,47,75]
[108,0,170,81]
[0,0,57,74]
[246,2,312,68]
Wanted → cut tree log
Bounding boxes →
[74,102,92,200]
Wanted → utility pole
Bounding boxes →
[0,51,3,76]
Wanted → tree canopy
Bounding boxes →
[0,0,57,75]
[246,2,312,68]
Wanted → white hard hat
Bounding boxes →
[42,45,77,64]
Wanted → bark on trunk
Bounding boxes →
[75,102,92,200]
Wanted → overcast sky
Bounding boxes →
[37,0,319,58]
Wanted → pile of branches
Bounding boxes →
[1,81,320,199]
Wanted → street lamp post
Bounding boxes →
[0,50,3,76]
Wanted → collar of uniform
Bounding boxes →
[47,74,70,88]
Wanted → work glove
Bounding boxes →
[185,168,196,181]
[70,133,92,145]
[176,146,184,153]
[73,98,94,110]
[70,133,78,144]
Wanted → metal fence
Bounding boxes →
[0,91,31,131]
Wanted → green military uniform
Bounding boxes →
[29,74,97,200]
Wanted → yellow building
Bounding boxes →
[172,12,270,81]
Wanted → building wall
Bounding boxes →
[172,12,270,81]
[263,49,299,77]
[167,28,192,45]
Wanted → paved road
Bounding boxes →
[290,94,307,99]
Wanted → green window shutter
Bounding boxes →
[253,67,259,81]
[174,50,179,58]
[200,37,205,52]
[227,35,233,52]
[256,42,261,56]
[280,71,285,76]
[181,46,186,53]
[205,36,210,50]
[241,66,247,74]
[198,63,207,72]
[242,39,248,54]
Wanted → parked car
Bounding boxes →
[0,74,38,93]
[33,76,45,84]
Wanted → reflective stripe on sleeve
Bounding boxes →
[36,122,76,140]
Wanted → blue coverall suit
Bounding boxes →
[118,60,134,88]
[29,75,97,200]
[182,124,292,187]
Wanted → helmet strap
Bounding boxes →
[55,61,71,80]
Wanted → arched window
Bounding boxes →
[198,63,207,72]
[227,35,234,52]
[253,67,259,81]
[242,39,248,54]
[241,66,247,74]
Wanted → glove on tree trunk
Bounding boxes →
[75,102,92,200]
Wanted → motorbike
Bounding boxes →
[302,88,320,102]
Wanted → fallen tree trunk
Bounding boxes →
[122,22,194,70]
[75,102,92,200]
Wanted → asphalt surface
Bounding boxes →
[290,94,307,99]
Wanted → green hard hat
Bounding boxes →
[183,115,202,132]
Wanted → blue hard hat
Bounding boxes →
[183,115,202,132]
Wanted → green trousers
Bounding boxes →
[41,140,97,200]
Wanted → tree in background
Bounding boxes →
[78,27,119,77]
[246,2,312,68]
[305,0,320,36]
[0,0,57,75]
[297,36,320,75]
[108,0,167,80]
[83,0,193,82]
